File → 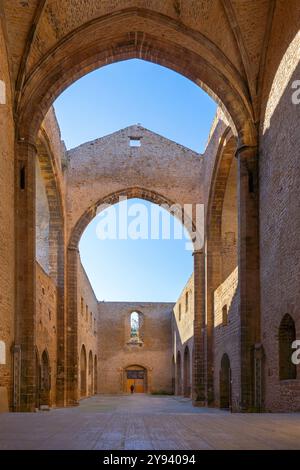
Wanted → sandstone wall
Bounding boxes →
[66,125,203,242]
[35,262,58,406]
[97,302,173,394]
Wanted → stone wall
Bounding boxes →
[97,302,173,394]
[259,2,300,411]
[66,125,203,241]
[213,268,239,410]
[172,274,194,397]
[35,262,58,406]
[0,17,15,411]
[78,261,98,398]
[36,159,50,273]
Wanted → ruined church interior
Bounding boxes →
[0,0,300,452]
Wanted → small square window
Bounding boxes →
[129,137,141,147]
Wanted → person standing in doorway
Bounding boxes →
[130,384,135,394]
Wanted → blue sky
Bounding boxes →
[54,59,216,301]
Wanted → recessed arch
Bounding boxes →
[94,355,98,395]
[35,124,66,406]
[16,9,256,147]
[183,345,191,398]
[36,128,65,284]
[80,344,87,398]
[68,186,197,250]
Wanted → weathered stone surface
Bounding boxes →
[0,0,299,420]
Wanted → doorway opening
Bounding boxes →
[125,365,147,393]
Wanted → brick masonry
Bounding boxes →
[0,1,299,414]
[97,302,174,394]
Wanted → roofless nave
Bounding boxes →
[0,2,299,425]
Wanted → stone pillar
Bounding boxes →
[66,245,79,406]
[192,249,206,405]
[14,139,37,411]
[236,145,261,411]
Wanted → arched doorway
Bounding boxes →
[124,365,147,393]
[80,345,87,397]
[94,355,98,394]
[183,346,191,398]
[88,350,93,396]
[176,351,182,395]
[220,353,231,410]
[40,350,51,406]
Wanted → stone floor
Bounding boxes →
[0,394,300,450]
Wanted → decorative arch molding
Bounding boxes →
[68,186,197,250]
[35,130,66,407]
[36,129,65,284]
[16,8,256,147]
[205,127,237,406]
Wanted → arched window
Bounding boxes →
[279,314,297,380]
[178,303,182,322]
[130,311,140,338]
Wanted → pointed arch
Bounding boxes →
[279,314,297,380]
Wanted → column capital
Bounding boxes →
[235,145,258,160]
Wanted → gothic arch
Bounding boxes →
[220,353,231,410]
[66,187,196,404]
[16,9,256,147]
[279,314,297,381]
[183,345,191,398]
[94,355,98,394]
[88,350,93,396]
[205,128,237,405]
[40,349,51,406]
[176,351,182,396]
[80,345,87,398]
